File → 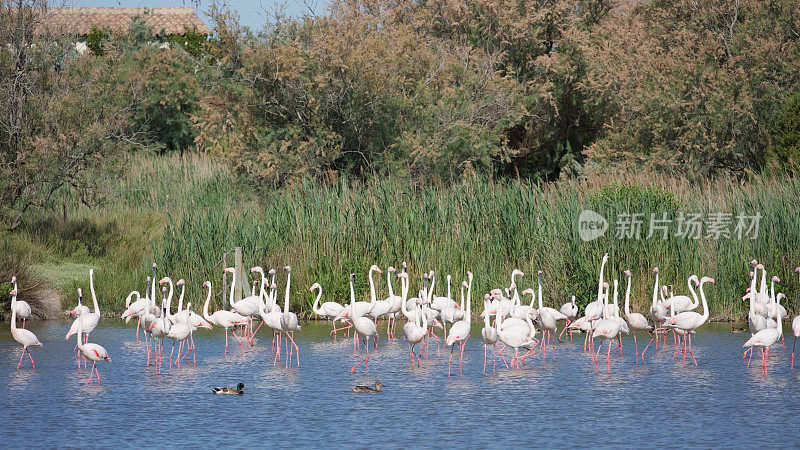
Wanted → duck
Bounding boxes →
[731,326,747,334]
[351,382,385,393]
[212,383,246,395]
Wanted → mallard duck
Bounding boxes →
[731,326,747,334]
[351,382,384,393]
[212,383,245,395]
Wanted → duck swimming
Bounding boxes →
[731,326,747,334]
[351,382,384,393]
[212,383,245,395]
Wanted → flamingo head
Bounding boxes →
[349,273,355,282]
[795,267,800,274]
[772,276,780,283]
[284,266,291,273]
[388,266,396,273]
[750,259,758,267]
[159,277,170,284]
[624,270,631,277]
[462,280,469,289]
[271,283,277,290]
[369,264,381,274]
[777,293,786,301]
[269,268,276,275]
[484,294,491,301]
[152,262,157,269]
[203,281,210,288]
[745,287,751,293]
[603,282,609,288]
[756,264,764,270]
[402,261,407,270]
[522,288,534,296]
[512,269,524,278]
[176,279,185,286]
[702,277,716,285]
[10,276,16,283]
[428,270,434,278]
[310,283,320,292]
[9,289,16,296]
[224,267,235,274]
[250,266,262,274]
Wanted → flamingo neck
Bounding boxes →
[203,283,212,322]
[312,286,322,314]
[624,276,631,316]
[688,276,699,309]
[368,268,377,305]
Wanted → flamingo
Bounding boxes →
[446,272,473,377]
[481,294,504,373]
[663,276,714,366]
[558,295,578,340]
[535,271,558,361]
[162,282,192,370]
[642,267,665,361]
[662,275,699,314]
[591,279,621,373]
[743,287,782,377]
[402,274,428,367]
[10,277,31,328]
[9,288,41,369]
[622,270,652,361]
[66,269,101,368]
[496,298,536,370]
[350,272,378,374]
[743,266,767,365]
[74,288,110,384]
[310,282,346,341]
[258,282,287,365]
[202,279,246,356]
[149,287,171,372]
[279,266,301,368]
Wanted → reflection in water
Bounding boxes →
[1,321,800,447]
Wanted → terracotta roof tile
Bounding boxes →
[43,7,210,36]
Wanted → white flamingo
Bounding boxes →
[622,270,652,361]
[10,277,31,328]
[9,288,41,369]
[202,279,246,356]
[663,276,714,366]
[74,288,110,384]
[446,272,473,377]
[350,272,378,374]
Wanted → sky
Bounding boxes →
[71,0,326,31]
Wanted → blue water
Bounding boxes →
[1,320,799,448]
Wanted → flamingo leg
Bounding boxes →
[459,339,467,377]
[448,343,454,377]
[224,329,229,356]
[136,317,140,341]
[687,334,697,366]
[792,337,796,372]
[86,362,95,384]
[170,341,176,371]
[483,344,487,373]
[16,348,26,369]
[606,340,612,373]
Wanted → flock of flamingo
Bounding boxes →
[6,254,799,384]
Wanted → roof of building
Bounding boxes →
[43,7,210,36]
